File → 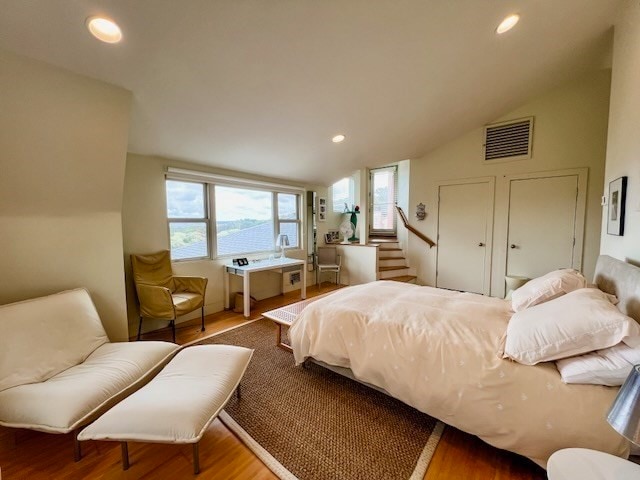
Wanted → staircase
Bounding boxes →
[368,236,417,284]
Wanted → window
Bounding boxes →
[277,193,299,249]
[165,176,302,260]
[332,177,354,212]
[166,180,209,260]
[370,166,397,234]
[215,186,274,256]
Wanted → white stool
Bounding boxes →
[547,448,640,480]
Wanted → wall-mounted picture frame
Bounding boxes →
[607,176,627,236]
[318,197,327,222]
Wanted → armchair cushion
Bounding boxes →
[172,292,204,316]
[0,341,178,433]
[0,289,109,393]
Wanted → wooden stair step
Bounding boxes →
[377,247,402,251]
[378,266,407,271]
[387,275,417,283]
[379,256,405,260]
[369,238,399,243]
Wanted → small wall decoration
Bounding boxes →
[416,203,426,221]
[318,197,327,222]
[607,176,627,236]
[328,229,340,242]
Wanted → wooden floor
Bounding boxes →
[0,283,545,480]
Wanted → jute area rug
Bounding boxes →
[195,318,444,480]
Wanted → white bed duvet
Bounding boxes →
[289,281,628,468]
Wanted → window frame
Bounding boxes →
[165,173,303,261]
[165,179,211,262]
[275,192,301,250]
[369,165,398,236]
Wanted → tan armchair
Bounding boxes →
[131,250,208,343]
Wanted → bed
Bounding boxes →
[288,255,640,468]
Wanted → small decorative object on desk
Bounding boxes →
[416,203,426,220]
[276,234,290,258]
[349,207,359,241]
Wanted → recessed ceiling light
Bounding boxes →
[332,134,346,143]
[86,16,122,44]
[496,14,520,34]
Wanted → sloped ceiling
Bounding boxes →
[0,0,620,185]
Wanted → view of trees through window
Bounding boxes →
[215,186,274,256]
[166,179,301,260]
[166,180,208,259]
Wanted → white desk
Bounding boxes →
[223,257,307,318]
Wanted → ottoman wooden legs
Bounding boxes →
[120,441,200,474]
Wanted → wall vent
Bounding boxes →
[483,117,533,162]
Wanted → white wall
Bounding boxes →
[407,70,611,296]
[600,0,640,265]
[121,153,314,335]
[334,245,378,285]
[0,49,132,340]
[396,160,410,252]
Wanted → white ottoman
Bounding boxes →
[78,344,253,474]
[548,448,640,480]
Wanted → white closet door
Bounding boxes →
[506,175,579,278]
[436,180,494,295]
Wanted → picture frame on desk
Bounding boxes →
[324,230,340,244]
[233,257,249,266]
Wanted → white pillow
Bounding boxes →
[511,268,586,312]
[502,288,640,365]
[555,342,640,386]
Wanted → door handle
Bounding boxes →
[510,244,518,249]
[478,242,485,247]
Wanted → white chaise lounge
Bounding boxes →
[0,288,179,459]
[79,344,253,474]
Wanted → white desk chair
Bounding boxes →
[316,247,341,286]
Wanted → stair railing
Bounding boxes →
[395,206,436,248]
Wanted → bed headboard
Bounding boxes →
[594,255,640,323]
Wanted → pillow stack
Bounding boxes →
[510,268,586,312]
[501,269,640,386]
